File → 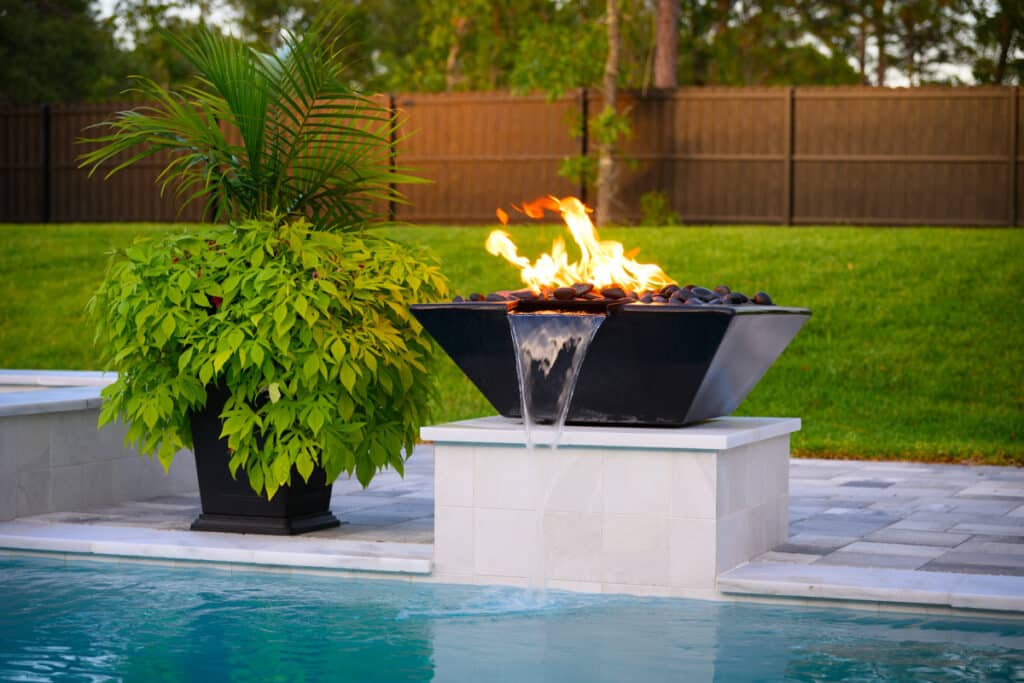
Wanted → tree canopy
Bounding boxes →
[2,0,1021,105]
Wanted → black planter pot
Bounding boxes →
[189,385,341,535]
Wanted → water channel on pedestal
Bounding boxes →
[507,312,605,592]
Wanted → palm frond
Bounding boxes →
[78,10,413,231]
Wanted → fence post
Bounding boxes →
[579,87,589,204]
[41,103,52,223]
[1010,86,1019,227]
[782,87,794,226]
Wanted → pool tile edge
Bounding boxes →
[0,522,432,576]
[717,561,1024,614]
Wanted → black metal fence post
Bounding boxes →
[41,103,52,223]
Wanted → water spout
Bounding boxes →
[508,312,604,593]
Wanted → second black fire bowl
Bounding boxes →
[410,301,811,427]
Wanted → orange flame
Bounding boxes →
[486,196,676,293]
[485,196,675,294]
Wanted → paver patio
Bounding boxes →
[2,447,1022,611]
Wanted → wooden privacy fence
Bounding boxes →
[2,87,1021,226]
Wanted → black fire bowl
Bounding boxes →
[411,301,811,427]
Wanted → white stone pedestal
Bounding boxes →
[422,416,800,598]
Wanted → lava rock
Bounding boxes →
[639,294,653,303]
[469,293,485,301]
[660,284,680,297]
[653,295,668,303]
[670,289,694,302]
[705,297,723,305]
[714,285,731,296]
[692,286,715,301]
[511,289,538,300]
[486,292,509,301]
[553,286,577,300]
[453,295,464,302]
[753,291,774,305]
[572,282,594,296]
[601,286,626,299]
[583,292,602,300]
[683,284,697,291]
[725,292,749,304]
[683,297,704,305]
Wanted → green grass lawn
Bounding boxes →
[2,222,1022,464]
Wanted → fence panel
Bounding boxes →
[55,102,205,223]
[0,107,45,222]
[793,88,1010,225]
[1,87,1020,226]
[393,92,579,224]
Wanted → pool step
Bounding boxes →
[718,561,1024,613]
[0,519,432,575]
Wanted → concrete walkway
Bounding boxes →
[2,447,1023,612]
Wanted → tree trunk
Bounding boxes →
[445,16,470,92]
[654,0,678,88]
[874,0,887,86]
[596,0,620,227]
[858,14,868,84]
[994,4,1013,84]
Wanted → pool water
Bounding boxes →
[2,555,1023,682]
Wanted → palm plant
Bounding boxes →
[80,17,414,230]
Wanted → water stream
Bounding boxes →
[507,312,605,592]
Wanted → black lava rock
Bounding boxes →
[469,293,485,301]
[714,285,731,296]
[653,295,668,303]
[660,284,680,297]
[725,292,749,304]
[753,291,774,305]
[601,286,626,299]
[553,287,577,300]
[511,289,538,300]
[486,292,509,301]
[572,282,594,296]
[453,295,464,302]
[692,286,714,301]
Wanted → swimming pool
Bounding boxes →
[2,555,1023,682]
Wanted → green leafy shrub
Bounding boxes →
[90,217,448,495]
[639,191,680,226]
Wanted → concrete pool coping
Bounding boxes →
[1,445,1022,615]
[0,370,115,417]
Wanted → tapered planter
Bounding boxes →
[189,385,341,535]
[411,301,811,426]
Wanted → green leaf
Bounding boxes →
[308,407,324,434]
[330,339,346,361]
[161,314,176,338]
[271,453,291,486]
[303,354,319,379]
[192,291,209,307]
[178,346,194,373]
[248,464,265,496]
[296,451,314,482]
[268,382,281,403]
[199,361,214,385]
[340,364,356,392]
